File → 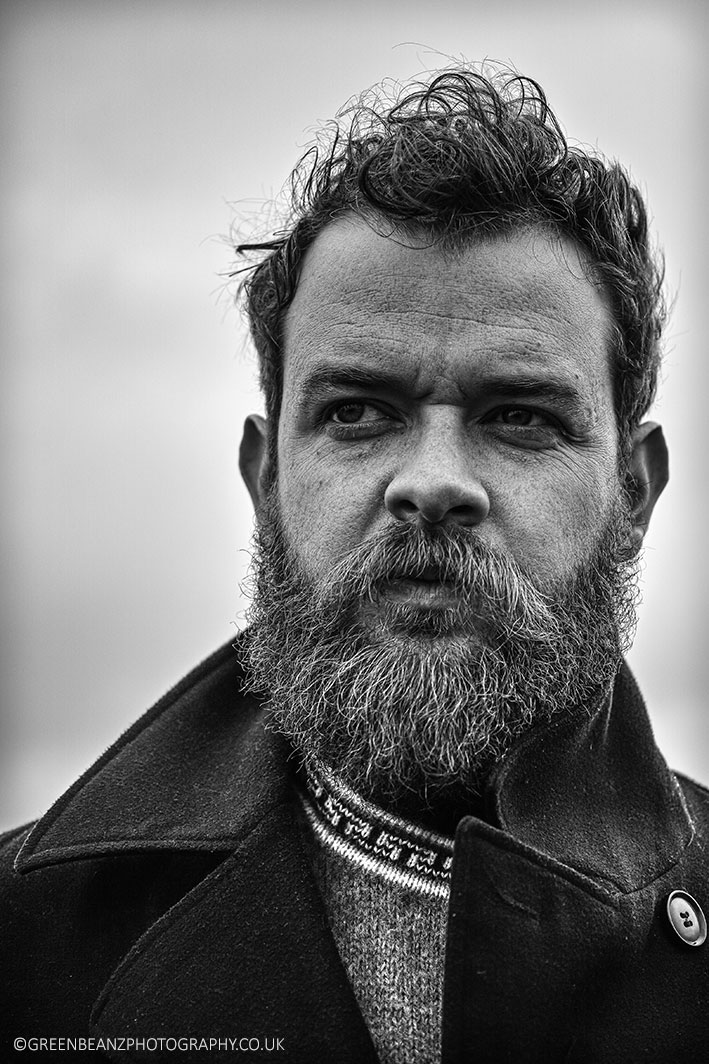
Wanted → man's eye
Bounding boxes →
[324,400,397,440]
[493,407,551,428]
[329,402,381,425]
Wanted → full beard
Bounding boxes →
[240,489,639,809]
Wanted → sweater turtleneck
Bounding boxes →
[297,760,454,1064]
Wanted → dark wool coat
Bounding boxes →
[1,642,708,1063]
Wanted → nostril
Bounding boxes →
[385,495,420,522]
[384,473,490,527]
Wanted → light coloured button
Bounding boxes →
[666,890,707,947]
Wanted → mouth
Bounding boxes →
[357,567,483,644]
[380,567,461,608]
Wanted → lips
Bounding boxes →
[381,569,461,607]
[386,562,455,584]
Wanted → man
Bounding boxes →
[2,65,707,1063]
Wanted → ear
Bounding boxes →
[625,422,669,555]
[239,414,270,513]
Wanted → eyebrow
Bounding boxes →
[297,363,589,414]
[479,375,588,412]
[298,365,405,401]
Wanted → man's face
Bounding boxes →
[239,219,655,807]
[276,219,620,602]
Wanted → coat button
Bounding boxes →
[666,890,707,947]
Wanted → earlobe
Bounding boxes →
[625,422,669,555]
[239,414,270,513]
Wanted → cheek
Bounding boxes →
[493,462,621,583]
[276,453,380,575]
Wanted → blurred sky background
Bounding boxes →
[1,0,707,830]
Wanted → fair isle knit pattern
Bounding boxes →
[297,761,453,1064]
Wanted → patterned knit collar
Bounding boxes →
[298,759,454,894]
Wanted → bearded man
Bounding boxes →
[2,66,707,1063]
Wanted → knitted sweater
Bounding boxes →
[298,763,454,1064]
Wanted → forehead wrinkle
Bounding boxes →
[289,319,608,387]
[286,306,610,384]
[288,286,610,357]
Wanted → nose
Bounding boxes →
[384,408,490,527]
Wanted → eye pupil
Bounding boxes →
[502,408,533,426]
[335,403,365,424]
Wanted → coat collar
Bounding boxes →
[484,661,694,892]
[16,642,693,892]
[15,642,289,872]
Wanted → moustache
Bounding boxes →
[306,522,560,642]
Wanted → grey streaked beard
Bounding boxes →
[240,489,639,808]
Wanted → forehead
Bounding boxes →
[282,218,615,408]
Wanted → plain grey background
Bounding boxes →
[1,0,707,831]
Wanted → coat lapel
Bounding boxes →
[14,643,378,1062]
[15,644,279,871]
[442,818,628,1063]
[90,802,379,1063]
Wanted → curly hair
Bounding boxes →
[234,66,665,457]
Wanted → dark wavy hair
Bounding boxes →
[234,66,665,456]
